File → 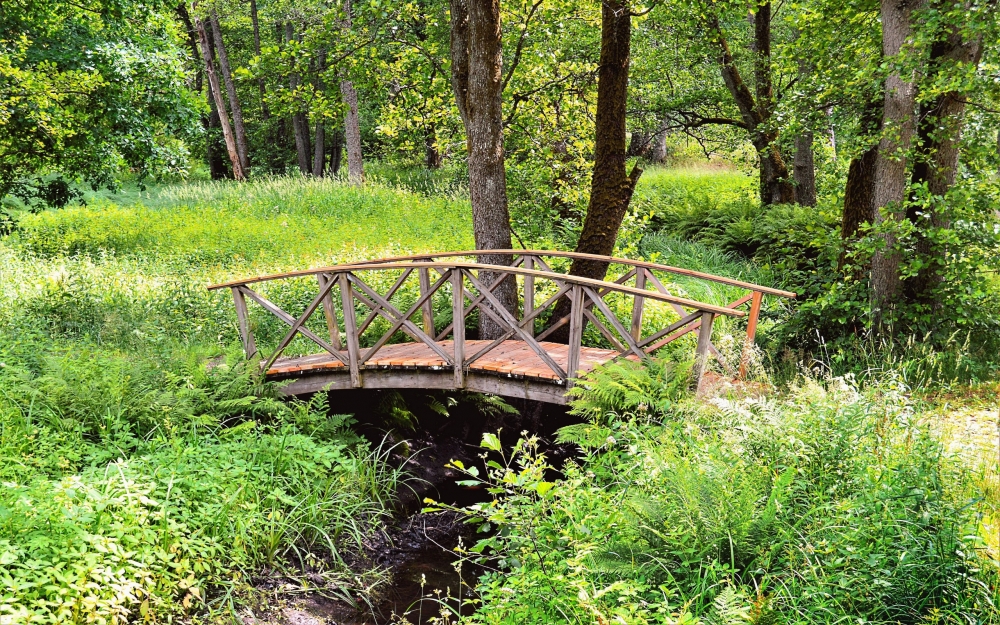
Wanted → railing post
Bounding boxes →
[630,267,646,341]
[451,269,465,388]
[418,260,435,337]
[523,255,535,336]
[693,311,715,390]
[739,290,763,380]
[566,285,584,385]
[317,273,342,350]
[338,273,361,388]
[231,286,257,360]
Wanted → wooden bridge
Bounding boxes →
[208,250,794,404]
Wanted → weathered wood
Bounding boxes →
[739,290,763,379]
[210,250,794,299]
[338,273,361,387]
[693,312,715,389]
[566,285,584,382]
[349,272,454,365]
[451,269,465,387]
[523,254,535,336]
[418,262,435,336]
[464,269,567,380]
[631,267,646,340]
[213,251,793,404]
[231,287,257,358]
[317,273,342,350]
[209,262,749,317]
[239,286,347,365]
[582,285,646,360]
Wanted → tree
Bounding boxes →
[451,0,517,339]
[0,0,198,204]
[195,7,245,180]
[566,0,640,280]
[210,9,251,174]
[869,0,924,318]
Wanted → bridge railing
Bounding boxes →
[208,258,752,387]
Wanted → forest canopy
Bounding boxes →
[2,0,999,344]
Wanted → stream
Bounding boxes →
[253,389,582,625]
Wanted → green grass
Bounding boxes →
[441,363,1000,624]
[0,175,472,623]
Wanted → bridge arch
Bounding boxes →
[208,251,794,403]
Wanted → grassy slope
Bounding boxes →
[0,177,473,624]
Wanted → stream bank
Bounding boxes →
[244,390,583,625]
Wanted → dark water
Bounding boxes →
[307,389,581,624]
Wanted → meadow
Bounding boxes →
[0,168,997,624]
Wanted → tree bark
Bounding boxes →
[341,80,364,184]
[794,132,816,206]
[450,0,471,137]
[194,11,244,180]
[546,0,639,343]
[839,95,883,269]
[339,0,364,185]
[904,9,985,303]
[205,87,230,179]
[464,0,515,339]
[425,123,442,168]
[286,22,311,175]
[650,126,668,163]
[249,0,270,120]
[210,10,251,174]
[313,123,326,177]
[329,126,344,175]
[870,0,923,317]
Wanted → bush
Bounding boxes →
[438,364,1000,624]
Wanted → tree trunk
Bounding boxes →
[904,11,984,303]
[313,123,326,177]
[205,88,230,179]
[870,0,923,318]
[285,22,311,175]
[329,127,344,175]
[341,80,364,184]
[463,0,515,339]
[249,0,270,120]
[650,126,668,163]
[210,10,250,175]
[547,0,639,342]
[794,132,816,206]
[425,123,442,169]
[195,12,244,180]
[450,0,471,137]
[626,131,650,158]
[707,7,793,205]
[839,95,883,269]
[339,0,364,185]
[312,49,327,177]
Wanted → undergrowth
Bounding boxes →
[435,360,1000,624]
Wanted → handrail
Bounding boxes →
[212,261,744,318]
[208,249,796,299]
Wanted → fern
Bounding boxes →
[567,357,692,422]
[706,586,752,625]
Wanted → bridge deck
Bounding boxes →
[267,340,628,402]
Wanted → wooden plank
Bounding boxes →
[566,286,584,381]
[464,270,568,380]
[739,291,763,379]
[339,273,361,387]
[452,269,465,387]
[631,267,646,341]
[239,287,347,366]
[316,273,342,350]
[418,264,435,337]
[231,286,257,359]
[693,312,714,389]
[214,261,748,318]
[523,255,535,336]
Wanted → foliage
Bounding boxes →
[0,2,199,205]
[436,372,1000,624]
